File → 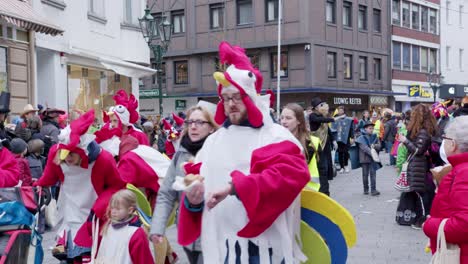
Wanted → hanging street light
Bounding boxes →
[139,5,172,116]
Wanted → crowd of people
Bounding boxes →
[0,41,467,263]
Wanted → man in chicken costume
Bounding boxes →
[179,42,310,263]
[105,89,149,146]
[35,109,125,263]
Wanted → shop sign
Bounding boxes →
[439,84,468,98]
[408,85,431,98]
[333,97,362,105]
[175,99,187,111]
[139,89,159,98]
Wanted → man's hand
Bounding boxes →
[333,141,338,150]
[150,234,164,245]
[206,184,232,210]
[186,182,205,205]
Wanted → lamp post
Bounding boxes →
[139,6,172,116]
[427,71,440,103]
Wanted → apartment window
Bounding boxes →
[343,1,352,27]
[271,52,288,78]
[403,44,411,70]
[88,0,105,17]
[248,54,260,69]
[393,42,401,69]
[460,6,464,26]
[265,0,279,22]
[447,1,451,24]
[210,4,224,29]
[421,6,429,32]
[174,61,189,84]
[421,48,428,72]
[402,1,410,28]
[326,0,336,23]
[429,49,437,72]
[460,49,464,70]
[446,46,451,68]
[412,46,420,71]
[172,10,185,34]
[237,0,253,25]
[411,4,419,30]
[359,57,367,81]
[343,54,352,79]
[373,9,381,33]
[358,5,367,30]
[392,0,401,25]
[123,0,140,24]
[373,58,382,81]
[429,9,437,34]
[327,52,337,78]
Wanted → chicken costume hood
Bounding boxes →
[109,90,139,127]
[213,41,272,128]
[57,109,96,168]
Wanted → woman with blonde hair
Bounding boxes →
[281,103,320,191]
[150,105,218,264]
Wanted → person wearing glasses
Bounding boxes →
[150,106,218,264]
[423,116,468,263]
[397,104,438,229]
[179,42,310,264]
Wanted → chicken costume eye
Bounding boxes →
[115,105,126,114]
[248,72,253,78]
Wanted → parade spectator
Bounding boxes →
[10,138,33,186]
[383,112,397,166]
[453,96,468,117]
[423,116,468,263]
[15,104,39,142]
[27,139,46,180]
[28,116,44,140]
[356,122,381,195]
[151,106,218,264]
[281,103,320,191]
[309,97,336,196]
[95,190,154,264]
[41,108,65,145]
[142,121,158,148]
[333,106,354,173]
[396,112,410,174]
[356,110,371,137]
[180,42,309,263]
[398,104,438,229]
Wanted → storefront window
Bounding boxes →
[67,64,132,121]
[0,47,7,93]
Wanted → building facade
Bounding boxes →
[439,0,468,98]
[391,0,441,112]
[141,0,392,116]
[0,0,62,116]
[31,0,155,119]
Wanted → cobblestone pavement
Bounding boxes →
[42,156,431,263]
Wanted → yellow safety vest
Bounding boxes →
[373,120,381,136]
[307,136,321,191]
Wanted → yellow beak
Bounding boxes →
[107,111,114,116]
[213,72,231,87]
[60,149,70,161]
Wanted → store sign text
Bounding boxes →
[333,97,362,105]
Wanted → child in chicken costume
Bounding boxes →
[35,109,125,263]
[178,42,310,263]
[106,89,149,146]
[162,115,183,159]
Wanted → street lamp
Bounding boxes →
[427,71,440,103]
[139,6,172,116]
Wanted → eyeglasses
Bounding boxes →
[221,93,244,104]
[184,120,209,127]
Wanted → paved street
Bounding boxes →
[42,156,432,264]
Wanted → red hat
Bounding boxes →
[172,113,184,127]
[109,90,139,126]
[213,42,264,127]
[57,109,96,168]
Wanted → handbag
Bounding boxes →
[394,148,417,192]
[370,148,380,163]
[431,218,460,264]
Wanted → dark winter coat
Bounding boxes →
[356,133,381,164]
[383,118,397,143]
[403,129,432,192]
[309,112,335,180]
[453,106,468,117]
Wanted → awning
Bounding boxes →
[0,0,63,36]
[67,47,156,78]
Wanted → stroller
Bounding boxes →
[0,187,51,264]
